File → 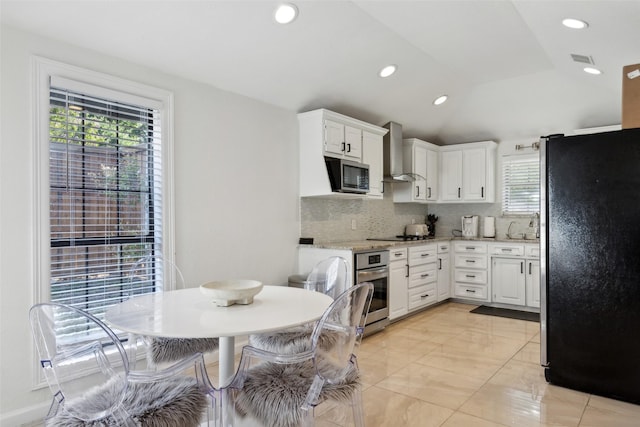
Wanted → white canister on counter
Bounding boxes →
[483,216,496,238]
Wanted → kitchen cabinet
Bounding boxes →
[362,131,383,199]
[525,245,540,308]
[439,141,497,203]
[388,248,408,320]
[393,138,439,204]
[453,241,489,301]
[436,242,450,301]
[298,109,387,198]
[324,119,362,161]
[492,257,526,305]
[407,244,438,311]
[489,243,540,308]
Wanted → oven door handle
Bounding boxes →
[357,268,388,282]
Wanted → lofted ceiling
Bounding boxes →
[2,0,639,144]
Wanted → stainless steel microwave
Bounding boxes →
[324,157,369,194]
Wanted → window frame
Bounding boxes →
[32,57,175,388]
[501,152,540,217]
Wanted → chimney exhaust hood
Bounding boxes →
[382,121,423,182]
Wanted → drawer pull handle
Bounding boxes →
[438,259,442,269]
[421,253,430,257]
[465,246,475,250]
[394,252,404,257]
[465,289,476,293]
[421,294,430,298]
[421,273,430,278]
[465,260,476,263]
[502,248,513,252]
[465,274,476,278]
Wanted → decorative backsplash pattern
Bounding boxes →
[300,194,535,243]
[300,193,426,243]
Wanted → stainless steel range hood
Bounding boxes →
[382,121,423,182]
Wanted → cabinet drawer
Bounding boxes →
[389,247,408,262]
[455,254,487,269]
[409,263,437,288]
[409,283,437,310]
[437,242,450,253]
[454,242,487,254]
[489,244,524,256]
[409,245,437,265]
[454,283,488,301]
[525,245,540,258]
[454,268,487,285]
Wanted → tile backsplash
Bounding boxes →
[300,193,536,243]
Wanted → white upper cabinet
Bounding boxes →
[362,131,383,199]
[393,138,439,204]
[298,109,387,198]
[440,150,463,201]
[324,120,362,161]
[439,141,497,203]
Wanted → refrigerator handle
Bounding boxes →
[540,135,549,368]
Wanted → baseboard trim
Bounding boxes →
[0,400,49,427]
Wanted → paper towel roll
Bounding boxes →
[484,216,496,237]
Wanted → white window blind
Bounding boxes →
[502,155,540,215]
[49,83,164,326]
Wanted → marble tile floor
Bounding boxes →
[310,302,640,427]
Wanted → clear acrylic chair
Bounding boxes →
[248,256,349,354]
[29,302,215,426]
[128,255,219,368]
[219,282,374,427]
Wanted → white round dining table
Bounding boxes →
[105,285,333,386]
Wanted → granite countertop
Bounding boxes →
[304,236,539,251]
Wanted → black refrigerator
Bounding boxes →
[541,128,640,405]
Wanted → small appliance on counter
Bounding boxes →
[461,215,479,238]
[405,223,429,238]
[483,216,496,238]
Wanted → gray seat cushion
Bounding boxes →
[47,375,208,426]
[234,360,360,427]
[149,337,219,365]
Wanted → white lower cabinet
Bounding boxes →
[436,242,450,301]
[526,258,540,308]
[453,241,489,302]
[407,244,438,311]
[489,243,540,308]
[492,257,526,306]
[388,248,408,320]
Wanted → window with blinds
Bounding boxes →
[502,155,540,215]
[49,84,164,325]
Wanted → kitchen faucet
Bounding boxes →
[529,212,540,238]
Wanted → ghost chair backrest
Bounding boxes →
[305,256,349,300]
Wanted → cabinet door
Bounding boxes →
[324,119,345,156]
[426,148,439,201]
[362,131,383,198]
[462,147,487,201]
[526,259,540,308]
[413,144,428,201]
[437,254,450,301]
[389,260,409,320]
[492,257,526,306]
[440,150,462,201]
[344,125,362,160]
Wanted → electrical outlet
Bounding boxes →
[351,219,357,230]
[411,218,416,224]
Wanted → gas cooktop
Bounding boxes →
[367,235,434,242]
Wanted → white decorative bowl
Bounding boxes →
[200,279,263,307]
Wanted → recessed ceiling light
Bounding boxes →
[433,95,448,105]
[562,18,588,29]
[379,64,397,78]
[274,3,298,24]
[584,67,602,75]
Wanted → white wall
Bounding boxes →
[0,25,299,424]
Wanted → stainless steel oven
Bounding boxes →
[354,250,389,335]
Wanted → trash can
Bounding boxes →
[288,274,309,289]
